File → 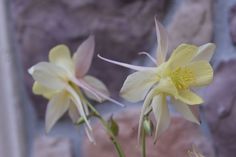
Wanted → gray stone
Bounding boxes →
[167,0,213,52]
[213,0,236,63]
[204,59,236,157]
[229,3,236,45]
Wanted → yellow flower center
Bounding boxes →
[170,67,195,90]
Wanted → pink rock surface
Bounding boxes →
[83,108,215,157]
[33,136,74,157]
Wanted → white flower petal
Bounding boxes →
[49,44,74,73]
[85,126,95,144]
[138,87,157,142]
[73,35,95,78]
[186,61,213,87]
[155,18,168,64]
[29,62,67,90]
[177,90,203,105]
[68,103,80,123]
[30,71,64,90]
[192,43,216,62]
[71,77,102,101]
[171,98,200,124]
[156,77,178,96]
[167,44,198,69]
[45,91,70,133]
[73,76,125,107]
[32,82,57,99]
[29,62,67,76]
[152,94,170,142]
[82,75,110,102]
[65,84,91,130]
[79,79,125,107]
[95,91,125,107]
[98,54,154,71]
[121,70,159,102]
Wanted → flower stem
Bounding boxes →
[73,85,125,157]
[141,127,146,157]
[87,102,126,157]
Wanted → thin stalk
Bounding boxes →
[141,127,146,157]
[73,84,125,157]
[87,102,125,157]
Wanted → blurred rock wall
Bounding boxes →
[10,0,236,157]
[204,60,236,157]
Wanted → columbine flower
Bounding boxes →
[98,19,215,142]
[29,36,123,141]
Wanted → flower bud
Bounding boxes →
[143,118,153,136]
[108,116,119,136]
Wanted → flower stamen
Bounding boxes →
[170,67,195,90]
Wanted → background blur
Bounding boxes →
[1,0,236,157]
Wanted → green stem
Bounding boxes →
[87,102,125,157]
[73,84,125,157]
[141,127,146,157]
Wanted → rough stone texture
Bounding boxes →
[204,59,236,157]
[83,108,215,157]
[167,0,213,52]
[33,136,74,157]
[229,3,236,45]
[10,0,168,118]
[213,0,236,63]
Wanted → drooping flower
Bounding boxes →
[98,19,215,142]
[29,36,123,141]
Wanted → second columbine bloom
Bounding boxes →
[99,19,215,142]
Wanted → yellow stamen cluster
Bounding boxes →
[170,67,195,90]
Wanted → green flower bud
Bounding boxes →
[143,118,153,136]
[108,116,119,136]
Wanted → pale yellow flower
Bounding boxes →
[29,36,123,141]
[98,19,215,142]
